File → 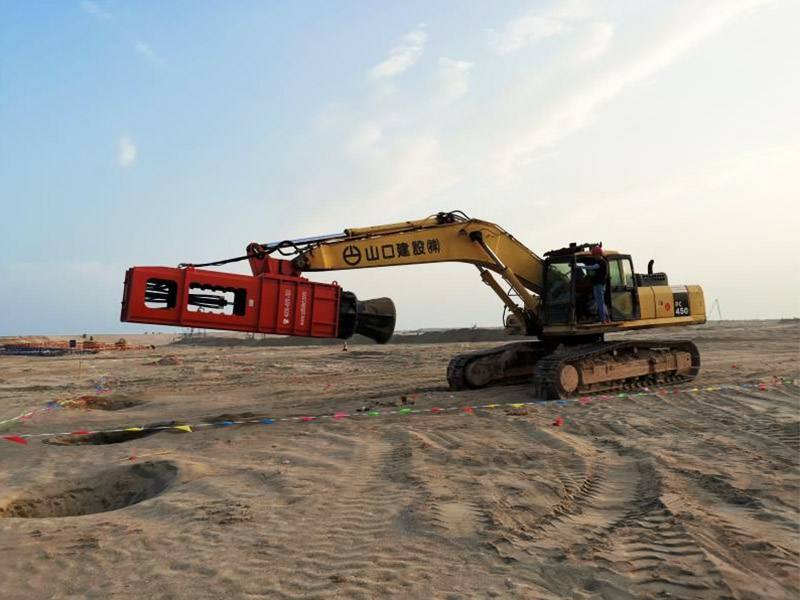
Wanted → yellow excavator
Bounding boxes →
[121,211,705,398]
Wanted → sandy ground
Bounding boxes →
[0,321,798,600]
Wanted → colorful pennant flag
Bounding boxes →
[3,435,27,445]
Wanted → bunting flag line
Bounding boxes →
[0,378,795,446]
[0,361,111,431]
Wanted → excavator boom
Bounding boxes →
[288,213,544,296]
[122,211,546,341]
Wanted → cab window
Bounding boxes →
[545,262,571,304]
[544,260,572,324]
[608,256,639,320]
[609,258,634,289]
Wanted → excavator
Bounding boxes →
[120,211,706,398]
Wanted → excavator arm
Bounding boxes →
[120,211,546,342]
[253,212,544,331]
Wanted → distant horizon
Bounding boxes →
[2,317,798,341]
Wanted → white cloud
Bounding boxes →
[117,137,136,167]
[80,0,114,22]
[344,122,382,157]
[369,26,427,79]
[572,22,614,61]
[437,58,474,104]
[488,15,571,54]
[134,41,164,65]
[494,0,776,181]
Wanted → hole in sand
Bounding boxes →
[0,460,178,518]
[44,428,161,446]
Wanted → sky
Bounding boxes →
[1,0,798,336]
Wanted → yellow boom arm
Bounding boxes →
[283,213,545,331]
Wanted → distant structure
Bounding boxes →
[708,299,723,321]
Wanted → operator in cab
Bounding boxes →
[577,245,610,324]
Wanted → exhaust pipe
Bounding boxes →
[338,292,396,344]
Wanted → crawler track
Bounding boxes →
[446,341,550,390]
[532,340,700,398]
[448,339,700,398]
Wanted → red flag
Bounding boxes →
[3,435,27,445]
[430,407,443,414]
[299,416,316,422]
[552,417,563,427]
[72,429,92,435]
[333,412,347,420]
[461,406,475,414]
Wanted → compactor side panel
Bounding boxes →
[120,266,341,338]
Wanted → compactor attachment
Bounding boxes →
[120,264,395,344]
[338,294,396,344]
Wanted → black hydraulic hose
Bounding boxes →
[177,240,310,269]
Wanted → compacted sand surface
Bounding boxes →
[0,321,798,599]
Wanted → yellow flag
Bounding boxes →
[173,425,193,433]
[509,403,524,408]
[483,404,497,409]
[124,427,143,432]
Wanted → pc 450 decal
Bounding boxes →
[671,287,691,317]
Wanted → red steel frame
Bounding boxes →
[120,253,342,338]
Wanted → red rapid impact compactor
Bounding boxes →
[120,248,396,344]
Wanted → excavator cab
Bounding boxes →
[607,255,640,321]
[542,246,641,326]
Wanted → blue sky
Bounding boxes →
[1,0,798,335]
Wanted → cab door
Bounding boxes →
[542,259,575,325]
[608,256,640,321]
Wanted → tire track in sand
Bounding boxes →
[598,455,735,599]
[488,420,643,562]
[242,423,471,599]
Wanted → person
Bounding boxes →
[579,246,610,324]
[573,266,593,322]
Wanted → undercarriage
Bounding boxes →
[447,340,700,399]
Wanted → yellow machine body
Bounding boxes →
[290,214,706,340]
